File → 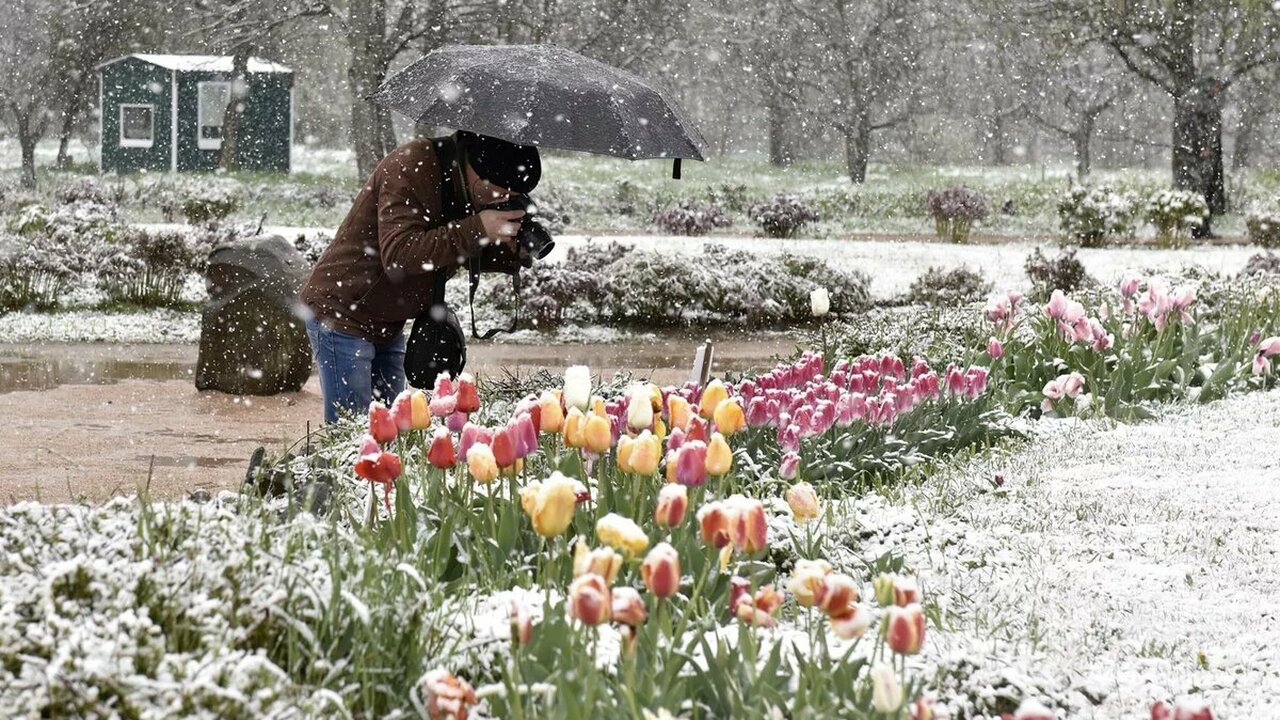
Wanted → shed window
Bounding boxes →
[197,81,231,150]
[119,104,154,148]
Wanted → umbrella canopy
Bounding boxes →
[370,44,706,169]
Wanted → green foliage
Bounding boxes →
[905,266,992,307]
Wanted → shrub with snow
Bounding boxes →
[651,200,732,236]
[1246,210,1280,249]
[95,227,203,307]
[906,265,992,307]
[1145,189,1208,248]
[1024,247,1092,302]
[748,194,820,238]
[925,186,989,243]
[1056,185,1140,247]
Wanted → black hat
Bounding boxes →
[457,130,541,194]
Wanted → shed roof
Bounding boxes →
[95,53,292,74]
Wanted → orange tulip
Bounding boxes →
[538,391,564,433]
[884,603,926,655]
[731,496,768,554]
[584,413,612,455]
[698,380,728,420]
[563,407,587,448]
[697,500,733,549]
[641,542,681,598]
[653,484,688,527]
[814,573,860,617]
[611,586,648,627]
[734,582,783,627]
[712,398,746,436]
[705,432,733,476]
[667,394,692,433]
[568,574,612,626]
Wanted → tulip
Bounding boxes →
[563,407,587,448]
[626,383,654,432]
[684,415,709,443]
[1260,336,1280,357]
[675,440,708,486]
[830,605,871,640]
[611,586,648,627]
[596,512,650,556]
[712,398,746,436]
[510,413,539,458]
[421,668,477,720]
[510,598,533,646]
[730,495,768,554]
[814,572,859,617]
[520,472,577,538]
[445,410,468,433]
[590,394,607,417]
[573,540,623,584]
[705,432,733,476]
[786,481,820,522]
[390,389,431,431]
[1011,699,1056,720]
[745,396,770,427]
[1254,352,1271,376]
[641,542,681,598]
[629,431,662,475]
[908,696,936,720]
[810,286,830,317]
[987,337,1004,360]
[568,574,611,626]
[697,500,733,549]
[432,373,455,398]
[1061,371,1085,398]
[368,401,397,445]
[429,393,457,418]
[779,452,801,480]
[492,427,518,469]
[465,442,498,484]
[616,436,636,473]
[563,365,592,411]
[354,434,402,485]
[734,582,783,627]
[698,380,728,420]
[458,423,492,463]
[786,559,832,607]
[870,663,903,714]
[667,394,693,433]
[537,391,564,433]
[1151,700,1215,720]
[427,428,457,469]
[454,372,480,414]
[584,413,613,454]
[653,484,688,527]
[884,603,926,655]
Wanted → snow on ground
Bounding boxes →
[0,309,201,344]
[548,235,1259,299]
[855,390,1280,717]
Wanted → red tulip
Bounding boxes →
[674,440,708,487]
[492,427,517,468]
[1152,700,1215,720]
[369,401,397,445]
[697,500,733,549]
[653,484,688,527]
[455,372,480,414]
[885,603,926,655]
[730,496,768,554]
[427,428,457,469]
[421,669,477,720]
[568,574,612,626]
[641,542,681,598]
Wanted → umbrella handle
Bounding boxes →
[672,158,681,180]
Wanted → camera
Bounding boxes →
[487,194,555,268]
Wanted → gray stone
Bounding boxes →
[196,234,312,395]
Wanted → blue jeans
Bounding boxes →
[306,317,406,424]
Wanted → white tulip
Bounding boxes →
[810,287,830,317]
[870,662,903,713]
[626,383,653,431]
[563,365,592,412]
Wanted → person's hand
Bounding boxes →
[479,209,525,251]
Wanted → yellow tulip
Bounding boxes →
[563,407,587,448]
[521,472,577,538]
[713,398,746,436]
[591,395,607,417]
[652,417,667,444]
[538,391,564,433]
[705,432,733,476]
[466,443,499,484]
[647,383,663,413]
[664,450,678,483]
[699,380,728,420]
[596,512,650,556]
[573,540,623,584]
[409,389,431,430]
[616,436,636,473]
[667,395,692,433]
[629,431,662,475]
[584,413,612,455]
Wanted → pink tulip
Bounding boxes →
[1253,352,1271,376]
[1119,274,1141,302]
[945,365,966,395]
[746,396,770,427]
[458,423,493,461]
[445,410,469,433]
[1151,699,1215,720]
[1062,372,1085,398]
[987,337,1004,359]
[963,367,988,397]
[675,440,708,486]
[510,412,539,458]
[779,451,801,480]
[1259,336,1280,357]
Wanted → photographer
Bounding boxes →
[300,130,541,424]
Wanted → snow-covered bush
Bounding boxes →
[906,265,992,307]
[53,176,125,205]
[6,201,124,242]
[1024,247,1092,302]
[95,228,202,307]
[748,194,820,238]
[706,183,752,213]
[651,200,732,236]
[293,231,334,265]
[1145,189,1208,248]
[0,231,91,312]
[1246,211,1280,249]
[1056,185,1140,247]
[1241,252,1280,278]
[925,186,989,243]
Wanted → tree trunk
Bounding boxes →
[766,95,794,167]
[1232,94,1264,171]
[19,125,37,190]
[1171,78,1226,217]
[55,83,83,170]
[347,0,395,181]
[843,112,871,184]
[1072,116,1094,181]
[220,51,250,171]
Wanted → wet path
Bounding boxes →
[0,335,794,503]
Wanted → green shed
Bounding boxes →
[95,53,294,174]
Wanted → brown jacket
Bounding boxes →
[300,136,488,343]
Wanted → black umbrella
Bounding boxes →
[369,44,706,178]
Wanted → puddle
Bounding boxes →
[0,333,796,394]
[137,455,246,469]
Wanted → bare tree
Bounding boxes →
[1042,0,1280,219]
[1231,67,1279,170]
[1028,45,1128,180]
[0,0,56,189]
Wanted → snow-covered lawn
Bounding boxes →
[856,389,1280,716]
